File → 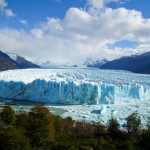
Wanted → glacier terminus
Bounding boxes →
[0,68,150,126]
[0,68,150,104]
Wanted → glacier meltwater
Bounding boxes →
[0,68,150,104]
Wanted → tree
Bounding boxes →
[126,112,142,136]
[53,116,63,134]
[15,113,29,129]
[0,126,31,150]
[0,105,16,125]
[147,119,150,130]
[27,105,55,148]
[139,128,150,150]
[108,116,120,137]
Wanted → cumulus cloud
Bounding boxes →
[5,9,15,17]
[0,0,16,17]
[89,0,104,9]
[20,19,28,25]
[0,0,7,11]
[31,28,44,39]
[0,1,150,65]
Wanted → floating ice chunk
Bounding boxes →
[100,105,107,114]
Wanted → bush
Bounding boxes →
[139,129,150,149]
[126,112,142,136]
[0,105,16,125]
[27,105,55,148]
[108,117,120,137]
[15,113,29,128]
[0,105,147,149]
[0,126,31,150]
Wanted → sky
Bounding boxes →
[0,0,150,65]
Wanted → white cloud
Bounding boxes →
[87,0,105,9]
[5,9,15,17]
[0,2,150,65]
[31,28,44,39]
[0,0,16,17]
[20,19,28,25]
[0,0,7,11]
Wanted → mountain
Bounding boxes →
[0,50,40,71]
[40,60,78,68]
[84,58,109,68]
[136,62,150,74]
[0,51,19,71]
[40,60,62,68]
[100,51,150,74]
[7,53,40,69]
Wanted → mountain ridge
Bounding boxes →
[0,51,19,71]
[0,50,40,71]
[100,51,150,74]
[7,53,40,69]
[84,58,109,68]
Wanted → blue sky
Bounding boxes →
[0,0,150,65]
[1,0,150,29]
[0,0,86,29]
[108,40,138,49]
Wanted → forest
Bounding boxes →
[0,105,150,150]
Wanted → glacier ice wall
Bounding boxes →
[0,69,150,104]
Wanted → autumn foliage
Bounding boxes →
[0,105,149,150]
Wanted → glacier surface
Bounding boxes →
[0,68,150,104]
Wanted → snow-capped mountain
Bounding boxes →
[7,53,40,69]
[40,61,61,68]
[84,58,109,68]
[100,51,150,74]
[0,51,19,71]
[39,60,78,68]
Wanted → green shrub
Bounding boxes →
[0,105,16,125]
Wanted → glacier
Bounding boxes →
[0,68,150,104]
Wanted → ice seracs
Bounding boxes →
[0,68,150,104]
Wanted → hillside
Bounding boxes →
[0,51,40,71]
[0,51,19,71]
[7,53,40,69]
[100,51,150,74]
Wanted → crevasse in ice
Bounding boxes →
[0,69,150,104]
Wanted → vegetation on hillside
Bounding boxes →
[0,105,149,150]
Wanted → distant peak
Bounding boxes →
[84,57,109,68]
[7,53,20,61]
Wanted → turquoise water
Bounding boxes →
[0,100,67,116]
